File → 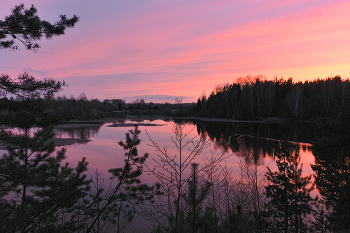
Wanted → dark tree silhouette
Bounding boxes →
[0,76,90,232]
[1,3,73,97]
[78,127,160,233]
[196,75,350,121]
[0,5,89,232]
[311,106,350,231]
[265,140,314,233]
[0,72,66,98]
[182,163,211,233]
[0,4,78,50]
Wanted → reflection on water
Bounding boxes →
[54,124,102,140]
[57,120,316,189]
[175,119,315,160]
[311,115,350,231]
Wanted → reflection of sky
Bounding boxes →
[62,120,317,191]
[0,122,317,187]
[1,1,350,102]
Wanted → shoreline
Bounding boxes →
[172,116,315,124]
[0,115,316,148]
[0,116,316,130]
[0,138,90,150]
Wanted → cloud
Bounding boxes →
[56,72,200,103]
[122,95,194,103]
[23,67,45,76]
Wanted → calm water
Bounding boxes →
[58,119,316,183]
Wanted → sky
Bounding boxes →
[1,0,350,103]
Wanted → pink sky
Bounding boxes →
[1,0,350,103]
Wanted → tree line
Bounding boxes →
[196,75,350,120]
[0,94,185,120]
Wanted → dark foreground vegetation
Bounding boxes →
[0,74,161,232]
[1,4,350,232]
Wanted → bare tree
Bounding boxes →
[76,127,159,233]
[78,93,87,119]
[288,83,303,120]
[144,123,228,232]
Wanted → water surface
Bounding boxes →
[58,119,316,191]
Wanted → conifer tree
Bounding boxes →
[311,106,350,231]
[0,77,90,232]
[0,4,78,50]
[0,72,66,99]
[0,5,93,232]
[79,126,160,233]
[265,141,314,233]
[182,163,211,233]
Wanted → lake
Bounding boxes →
[56,119,316,184]
[54,119,318,232]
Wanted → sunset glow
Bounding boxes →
[1,0,350,102]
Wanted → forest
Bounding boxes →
[196,75,350,120]
[0,93,191,120]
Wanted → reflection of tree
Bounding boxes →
[54,124,102,140]
[182,120,315,161]
[238,141,268,232]
[265,140,314,233]
[238,136,274,162]
[311,107,350,231]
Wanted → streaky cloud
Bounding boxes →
[23,67,46,76]
[122,95,194,103]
